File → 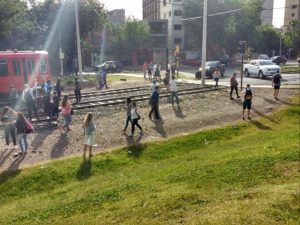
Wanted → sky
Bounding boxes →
[100,0,143,19]
[100,0,285,27]
[273,0,285,28]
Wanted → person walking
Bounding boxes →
[52,91,59,118]
[8,85,18,109]
[22,84,39,121]
[15,112,31,154]
[74,78,81,103]
[123,97,132,133]
[1,107,17,149]
[272,72,282,100]
[82,112,96,158]
[61,95,72,132]
[150,80,157,94]
[242,84,252,120]
[212,69,221,89]
[55,79,62,100]
[169,76,179,106]
[143,61,148,79]
[230,73,240,100]
[148,62,153,80]
[149,86,161,119]
[130,102,143,136]
[102,67,109,89]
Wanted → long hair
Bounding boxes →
[83,112,93,128]
[61,95,69,108]
[17,112,26,122]
[1,106,9,121]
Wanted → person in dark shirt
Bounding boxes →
[149,86,161,119]
[242,84,252,120]
[74,78,81,103]
[15,112,28,154]
[52,91,59,118]
[272,72,282,100]
[55,79,62,100]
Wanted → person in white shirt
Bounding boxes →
[169,76,179,105]
[130,102,143,136]
[212,69,221,89]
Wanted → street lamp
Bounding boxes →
[238,41,246,90]
[75,0,83,81]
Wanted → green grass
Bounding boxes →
[281,65,300,74]
[0,99,299,225]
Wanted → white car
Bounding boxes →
[243,60,280,79]
[259,54,269,60]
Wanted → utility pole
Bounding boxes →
[166,48,169,73]
[239,41,246,90]
[58,25,64,76]
[75,0,83,81]
[201,0,207,86]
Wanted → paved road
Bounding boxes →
[180,65,299,88]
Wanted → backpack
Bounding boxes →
[25,120,33,133]
[245,89,252,100]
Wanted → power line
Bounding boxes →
[181,9,241,21]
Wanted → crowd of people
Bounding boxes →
[1,66,283,158]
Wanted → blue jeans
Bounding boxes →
[171,92,179,105]
[17,133,28,152]
[63,114,72,129]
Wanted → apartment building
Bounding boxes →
[107,9,125,26]
[261,0,274,25]
[143,0,186,52]
[284,0,300,27]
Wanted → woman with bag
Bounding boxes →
[130,102,143,137]
[82,112,96,158]
[61,95,72,132]
[15,112,31,154]
[1,107,17,149]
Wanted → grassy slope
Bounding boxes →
[0,100,299,225]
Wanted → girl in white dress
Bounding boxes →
[83,112,96,157]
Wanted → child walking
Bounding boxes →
[130,102,143,136]
[83,112,96,158]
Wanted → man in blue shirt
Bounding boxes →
[149,86,161,119]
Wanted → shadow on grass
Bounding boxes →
[0,153,26,184]
[76,158,92,181]
[127,144,146,158]
[250,120,272,130]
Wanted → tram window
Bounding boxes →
[0,59,8,76]
[40,58,48,74]
[13,60,21,76]
[28,60,35,74]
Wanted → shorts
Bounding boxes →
[243,100,252,110]
[274,85,280,89]
[85,134,94,146]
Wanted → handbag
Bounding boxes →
[25,120,33,133]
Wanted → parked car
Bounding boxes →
[195,61,225,79]
[183,59,201,67]
[243,60,280,79]
[259,54,269,60]
[271,56,287,65]
[96,61,122,73]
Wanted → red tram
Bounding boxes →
[0,50,52,94]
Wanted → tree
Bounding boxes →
[256,25,280,56]
[183,0,264,58]
[106,19,149,65]
[0,0,29,49]
[284,20,300,58]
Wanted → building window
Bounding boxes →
[27,60,35,75]
[0,59,8,76]
[163,0,166,6]
[174,38,182,44]
[174,10,182,16]
[174,24,182,30]
[13,60,21,76]
[169,11,171,17]
[291,4,297,9]
[174,0,182,1]
[291,13,295,17]
[40,58,48,74]
[164,13,166,19]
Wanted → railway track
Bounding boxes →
[72,84,225,110]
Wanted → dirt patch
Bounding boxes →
[0,79,298,171]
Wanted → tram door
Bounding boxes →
[12,59,23,90]
[22,58,28,84]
